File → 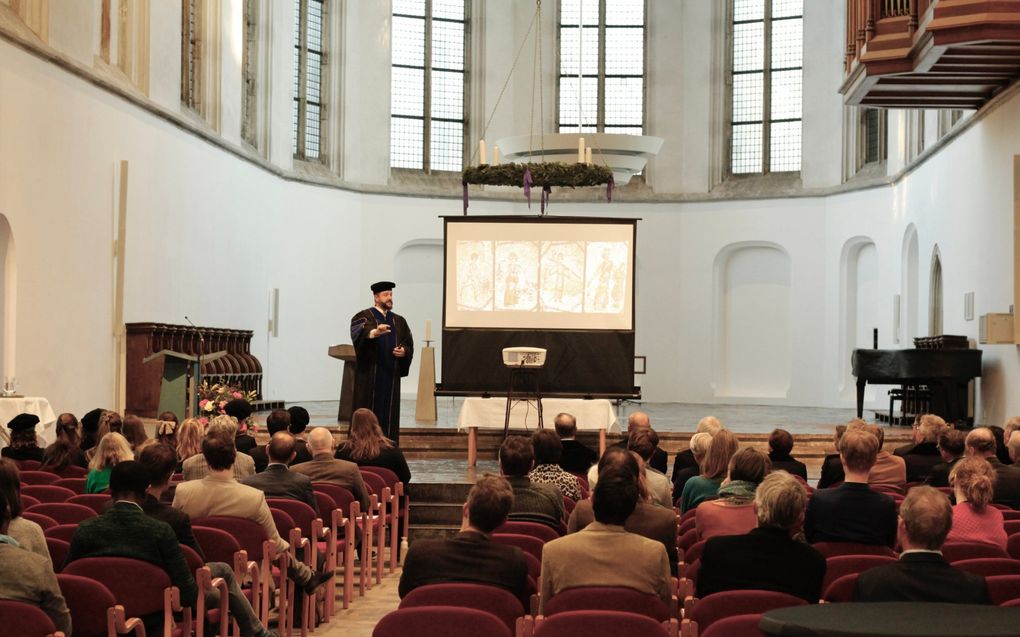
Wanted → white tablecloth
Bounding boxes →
[457,397,620,433]
[0,396,58,448]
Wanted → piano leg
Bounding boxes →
[856,378,866,419]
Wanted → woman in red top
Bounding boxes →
[946,456,1006,550]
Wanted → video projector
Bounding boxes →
[502,347,547,368]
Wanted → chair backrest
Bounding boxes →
[0,599,58,637]
[822,554,897,591]
[953,558,1020,577]
[700,613,766,637]
[1003,520,1020,536]
[315,491,339,518]
[192,516,268,561]
[57,573,118,637]
[21,485,76,504]
[52,466,88,479]
[491,532,544,562]
[1002,510,1020,521]
[1009,533,1020,560]
[360,472,389,499]
[24,502,97,525]
[986,574,1020,605]
[21,494,41,509]
[677,527,698,552]
[941,541,1010,562]
[543,586,671,622]
[685,539,707,565]
[192,525,243,565]
[678,515,696,537]
[52,478,87,495]
[533,610,669,637]
[520,550,541,581]
[373,606,512,637]
[810,541,897,559]
[360,465,401,488]
[15,459,42,470]
[821,573,859,602]
[180,544,204,574]
[66,494,111,515]
[270,509,298,543]
[268,498,318,538]
[314,483,358,517]
[19,470,60,485]
[22,512,58,530]
[399,583,524,632]
[64,556,171,618]
[492,520,561,544]
[691,590,805,631]
[43,524,78,543]
[46,537,70,572]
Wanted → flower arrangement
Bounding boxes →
[197,380,257,426]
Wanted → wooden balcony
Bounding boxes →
[842,0,1020,109]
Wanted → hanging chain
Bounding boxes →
[537,0,544,160]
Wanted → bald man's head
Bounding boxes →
[267,431,297,464]
[966,427,997,458]
[307,427,335,454]
[627,412,650,432]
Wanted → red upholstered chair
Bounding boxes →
[941,541,1010,562]
[492,532,544,563]
[563,495,577,517]
[21,485,76,504]
[360,466,409,572]
[682,559,701,584]
[373,606,513,637]
[520,549,542,582]
[1008,533,1020,560]
[314,482,371,597]
[493,520,561,544]
[821,573,859,603]
[57,573,143,637]
[25,502,96,525]
[0,599,64,637]
[51,466,88,479]
[572,473,590,499]
[44,524,78,543]
[66,493,112,514]
[14,459,42,470]
[821,555,897,592]
[986,574,1020,605]
[357,472,390,585]
[533,610,673,637]
[19,470,60,485]
[991,503,1012,511]
[954,558,1020,577]
[1001,510,1020,521]
[63,556,192,637]
[179,546,230,637]
[399,583,525,633]
[312,490,353,613]
[684,539,707,567]
[700,613,766,637]
[46,537,70,572]
[678,516,697,537]
[1003,520,1020,536]
[810,542,897,559]
[22,511,58,530]
[268,508,304,637]
[21,494,41,509]
[52,478,87,495]
[677,528,698,555]
[682,590,805,636]
[543,586,673,622]
[268,497,338,622]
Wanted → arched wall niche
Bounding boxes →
[711,242,791,399]
[930,245,944,336]
[838,236,878,400]
[394,239,443,388]
[902,224,919,345]
[0,214,15,390]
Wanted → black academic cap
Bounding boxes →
[8,413,39,431]
[224,398,253,421]
[81,408,103,432]
[371,281,396,294]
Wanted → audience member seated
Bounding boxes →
[0,459,50,563]
[540,466,671,613]
[0,490,70,635]
[611,412,667,474]
[499,436,564,529]
[225,399,258,455]
[696,447,770,540]
[672,432,711,502]
[85,410,124,463]
[858,423,907,495]
[804,429,897,547]
[79,407,104,456]
[1004,416,1020,453]
[528,430,581,501]
[159,411,180,426]
[946,457,1006,551]
[895,414,946,484]
[990,425,1012,466]
[1,413,44,462]
[966,427,1020,510]
[137,443,205,558]
[175,417,204,471]
[554,412,598,476]
[927,428,966,488]
[71,461,282,637]
[673,416,723,480]
[241,432,320,515]
[817,424,848,489]
[155,419,178,449]
[680,429,739,513]
[766,428,807,481]
[288,406,313,450]
[249,409,311,473]
[697,471,825,603]
[291,427,370,511]
[567,448,678,575]
[41,413,87,471]
[182,416,256,481]
[335,408,412,484]
[854,486,990,604]
[122,414,150,453]
[86,431,134,494]
[399,474,530,606]
[623,428,670,508]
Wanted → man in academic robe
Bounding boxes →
[350,281,413,443]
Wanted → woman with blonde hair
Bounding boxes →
[175,418,203,470]
[85,432,133,493]
[335,408,411,483]
[946,456,1007,550]
[85,410,123,462]
[680,429,739,513]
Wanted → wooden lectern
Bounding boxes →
[329,344,357,424]
[142,349,227,420]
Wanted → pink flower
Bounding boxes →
[199,399,208,408]
[219,400,227,409]
[199,417,208,425]
[232,391,242,399]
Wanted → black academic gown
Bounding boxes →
[351,307,413,443]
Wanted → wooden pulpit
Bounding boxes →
[329,344,357,424]
[143,349,227,420]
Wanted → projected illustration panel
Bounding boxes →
[585,242,628,314]
[540,242,584,313]
[455,241,494,311]
[494,241,540,311]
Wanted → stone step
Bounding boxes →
[408,523,461,543]
[409,502,465,526]
[407,481,473,502]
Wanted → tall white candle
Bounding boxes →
[425,319,432,341]
[577,137,585,163]
[585,147,593,165]
[479,139,488,165]
[492,146,500,166]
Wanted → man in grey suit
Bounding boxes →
[291,427,370,512]
[242,432,320,515]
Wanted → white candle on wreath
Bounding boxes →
[577,137,585,163]
[479,139,488,165]
[492,146,500,166]
[585,147,593,165]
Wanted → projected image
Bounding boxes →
[495,241,540,311]
[585,242,628,313]
[540,242,584,312]
[456,241,494,310]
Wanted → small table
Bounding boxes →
[0,396,58,448]
[760,602,1020,637]
[457,397,619,466]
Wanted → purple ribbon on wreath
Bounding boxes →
[523,167,534,209]
[607,174,615,203]
[462,181,469,214]
[540,185,551,214]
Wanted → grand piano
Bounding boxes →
[852,348,982,425]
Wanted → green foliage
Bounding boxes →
[462,162,613,188]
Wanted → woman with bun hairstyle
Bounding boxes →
[946,456,1007,550]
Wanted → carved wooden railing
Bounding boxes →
[844,0,932,71]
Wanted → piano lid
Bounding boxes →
[852,348,982,383]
